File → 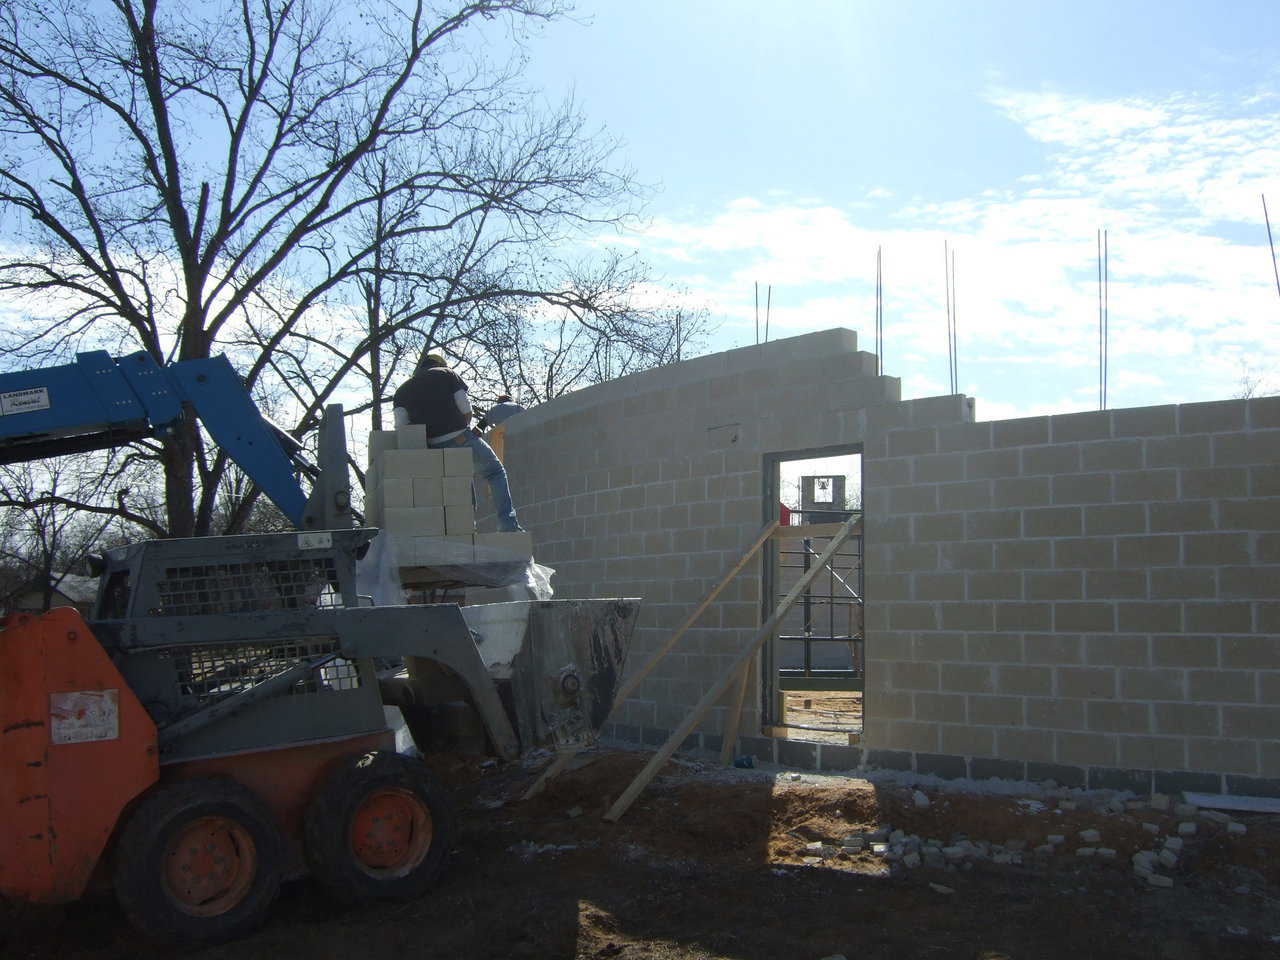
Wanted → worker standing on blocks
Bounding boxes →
[392,353,524,532]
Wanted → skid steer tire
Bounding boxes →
[112,779,284,944]
[303,750,454,904]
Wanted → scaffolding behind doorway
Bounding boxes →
[763,453,865,739]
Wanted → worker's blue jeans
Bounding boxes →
[429,430,522,532]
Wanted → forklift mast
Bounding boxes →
[0,349,350,530]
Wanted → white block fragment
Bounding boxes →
[394,424,428,449]
[382,506,446,536]
[382,449,444,479]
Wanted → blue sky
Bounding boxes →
[496,0,1280,420]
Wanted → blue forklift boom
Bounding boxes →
[0,350,346,529]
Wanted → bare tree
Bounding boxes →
[0,461,126,609]
[0,0,652,538]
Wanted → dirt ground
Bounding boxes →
[4,748,1279,960]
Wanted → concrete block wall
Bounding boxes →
[863,397,1280,794]
[501,329,971,749]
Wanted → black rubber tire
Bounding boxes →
[112,778,284,944]
[303,750,454,904]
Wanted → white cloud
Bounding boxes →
[614,83,1280,418]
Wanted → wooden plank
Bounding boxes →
[609,520,778,709]
[521,750,576,800]
[522,520,777,800]
[604,516,857,822]
[1182,791,1280,814]
[718,660,752,765]
[772,519,863,540]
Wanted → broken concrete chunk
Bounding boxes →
[1173,803,1198,818]
[1147,873,1174,888]
[1228,821,1247,835]
[928,883,955,895]
[1158,848,1178,868]
[912,790,930,809]
[1047,834,1065,845]
[1163,836,1184,851]
[1076,847,1096,857]
[903,851,922,868]
[1200,810,1231,824]
[566,806,583,819]
[1148,793,1170,811]
[1096,847,1116,859]
[1078,828,1102,843]
[1141,822,1160,834]
[1177,822,1197,836]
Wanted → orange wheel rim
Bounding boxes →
[349,787,433,876]
[163,816,257,917]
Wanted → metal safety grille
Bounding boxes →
[156,557,342,616]
[173,639,361,704]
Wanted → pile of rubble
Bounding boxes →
[797,788,1251,889]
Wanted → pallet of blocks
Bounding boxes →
[364,425,533,586]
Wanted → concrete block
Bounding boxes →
[992,476,1051,507]
[995,602,1051,630]
[966,632,1024,661]
[1186,738,1259,775]
[382,477,413,509]
[1087,701,1152,734]
[1151,568,1216,599]
[1154,702,1219,736]
[1084,634,1148,666]
[1146,435,1211,469]
[445,503,474,535]
[988,542,1049,570]
[993,416,1049,448]
[1180,399,1247,434]
[411,477,443,507]
[1023,507,1082,538]
[474,531,534,562]
[1117,603,1182,633]
[383,506,445,536]
[1114,470,1178,502]
[1221,637,1280,669]
[1117,535,1178,567]
[1112,404,1176,438]
[1053,538,1115,569]
[937,421,993,453]
[1249,395,1280,428]
[940,541,995,570]
[1055,666,1116,699]
[1055,731,1118,767]
[1051,473,1113,505]
[1025,571,1083,601]
[443,448,472,476]
[1082,439,1143,471]
[1022,444,1081,475]
[1051,411,1113,443]
[1181,467,1248,499]
[1185,601,1252,633]
[940,663,995,694]
[965,448,1019,480]
[912,513,963,541]
[1084,570,1147,599]
[937,480,990,511]
[997,665,1052,696]
[1188,669,1257,703]
[1055,602,1115,632]
[968,572,1023,600]
[939,724,996,756]
[1220,500,1280,530]
[1221,705,1280,739]
[368,430,399,462]
[382,448,444,479]
[441,476,473,506]
[965,510,1020,540]
[1084,504,1147,536]
[996,727,1054,762]
[401,534,474,565]
[1026,697,1085,730]
[395,424,428,449]
[1253,464,1280,496]
[1152,635,1218,668]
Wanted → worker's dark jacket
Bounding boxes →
[392,368,468,437]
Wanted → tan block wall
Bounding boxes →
[864,397,1280,789]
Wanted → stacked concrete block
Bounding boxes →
[364,428,532,567]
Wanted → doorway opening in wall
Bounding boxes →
[762,446,864,744]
